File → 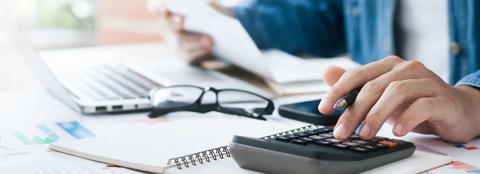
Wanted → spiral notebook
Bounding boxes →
[49,117,304,173]
[49,117,451,174]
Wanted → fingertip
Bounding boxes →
[393,123,405,136]
[323,66,346,87]
[333,123,347,139]
[318,99,333,114]
[319,94,336,114]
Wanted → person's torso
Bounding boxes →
[342,0,480,84]
[395,0,449,82]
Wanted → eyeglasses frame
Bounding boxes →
[148,85,274,120]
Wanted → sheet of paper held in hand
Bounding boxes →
[161,0,326,84]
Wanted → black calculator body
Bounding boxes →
[229,127,415,174]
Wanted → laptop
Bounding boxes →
[6,26,265,114]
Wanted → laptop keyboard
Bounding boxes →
[62,64,160,101]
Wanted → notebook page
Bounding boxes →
[50,117,302,173]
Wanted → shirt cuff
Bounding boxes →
[455,70,480,89]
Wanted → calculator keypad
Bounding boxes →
[273,128,404,153]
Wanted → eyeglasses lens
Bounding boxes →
[217,90,268,116]
[151,86,203,108]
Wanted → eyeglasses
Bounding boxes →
[148,85,274,120]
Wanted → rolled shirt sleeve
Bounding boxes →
[456,70,480,89]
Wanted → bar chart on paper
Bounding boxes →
[0,120,97,157]
[11,121,95,146]
[13,124,60,145]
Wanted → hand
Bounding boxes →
[150,0,230,66]
[318,56,480,143]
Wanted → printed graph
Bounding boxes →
[56,121,95,139]
[13,124,60,145]
[12,121,95,145]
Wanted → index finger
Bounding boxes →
[318,56,403,114]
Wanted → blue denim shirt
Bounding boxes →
[233,0,480,87]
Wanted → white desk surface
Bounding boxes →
[0,43,477,174]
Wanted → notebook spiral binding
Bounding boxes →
[167,146,231,169]
[167,124,323,169]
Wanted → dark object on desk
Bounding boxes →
[229,126,416,174]
[279,100,343,125]
[148,85,274,120]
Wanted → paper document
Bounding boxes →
[162,0,330,84]
[0,152,142,174]
[406,135,480,168]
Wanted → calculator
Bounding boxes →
[229,126,415,174]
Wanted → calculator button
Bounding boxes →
[298,137,316,143]
[291,139,307,145]
[332,143,349,149]
[379,140,398,149]
[350,147,369,153]
[325,138,344,143]
[313,128,333,134]
[309,135,327,140]
[314,140,333,146]
[375,143,388,149]
[275,136,290,142]
[294,133,310,137]
[370,136,389,143]
[302,130,318,135]
[342,142,360,147]
[319,133,333,138]
[351,140,368,145]
[361,145,378,150]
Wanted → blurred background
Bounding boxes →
[0,0,240,50]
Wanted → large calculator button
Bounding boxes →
[379,140,398,149]
[350,147,369,153]
[332,143,349,149]
[291,139,307,145]
[315,140,333,146]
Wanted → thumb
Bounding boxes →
[323,66,346,87]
